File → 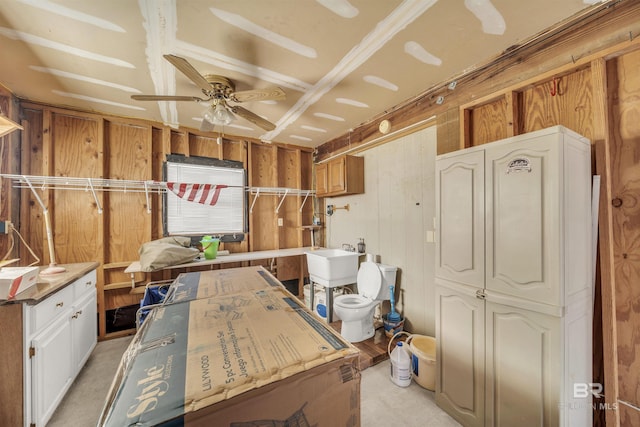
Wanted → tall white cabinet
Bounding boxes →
[435,126,593,427]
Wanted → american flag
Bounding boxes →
[165,182,228,206]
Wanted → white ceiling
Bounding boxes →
[0,0,604,148]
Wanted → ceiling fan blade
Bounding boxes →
[232,87,286,103]
[231,105,276,131]
[131,95,204,102]
[163,54,213,94]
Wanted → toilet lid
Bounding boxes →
[357,261,382,299]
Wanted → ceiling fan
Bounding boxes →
[132,54,285,132]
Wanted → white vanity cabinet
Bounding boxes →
[29,269,97,427]
[0,262,98,427]
[435,126,593,427]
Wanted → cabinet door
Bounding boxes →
[316,163,328,196]
[31,314,73,427]
[327,157,347,193]
[485,137,562,305]
[72,289,97,371]
[436,150,485,289]
[435,281,485,427]
[485,300,560,427]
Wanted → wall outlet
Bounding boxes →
[0,220,11,234]
[277,218,283,227]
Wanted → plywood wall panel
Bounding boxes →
[104,121,152,263]
[608,49,640,419]
[521,68,593,140]
[0,94,19,256]
[620,403,640,427]
[51,113,102,263]
[277,148,297,188]
[104,288,140,311]
[223,138,247,164]
[277,255,302,283]
[249,143,277,250]
[278,197,298,249]
[20,108,45,260]
[277,148,300,248]
[468,98,508,146]
[300,151,312,190]
[249,196,277,251]
[189,134,219,158]
[249,143,277,187]
[170,130,188,155]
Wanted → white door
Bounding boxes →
[435,281,485,427]
[72,289,97,370]
[31,314,73,427]
[436,150,485,289]
[484,300,561,427]
[485,136,562,306]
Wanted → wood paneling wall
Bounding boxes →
[1,103,313,340]
[325,127,437,336]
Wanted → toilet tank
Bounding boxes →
[376,263,398,300]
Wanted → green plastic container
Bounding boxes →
[200,236,220,260]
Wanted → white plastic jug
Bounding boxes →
[389,341,412,387]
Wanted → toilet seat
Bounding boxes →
[335,295,371,309]
[335,262,382,309]
[356,261,382,299]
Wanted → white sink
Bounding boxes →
[305,249,359,287]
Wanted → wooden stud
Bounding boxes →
[592,57,620,427]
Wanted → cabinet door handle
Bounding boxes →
[56,302,64,307]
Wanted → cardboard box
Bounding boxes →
[0,266,39,300]
[99,266,361,426]
[166,266,286,303]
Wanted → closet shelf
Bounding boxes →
[0,174,316,213]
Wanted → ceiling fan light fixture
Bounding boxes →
[204,101,235,126]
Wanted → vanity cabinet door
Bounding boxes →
[72,288,97,370]
[31,313,74,427]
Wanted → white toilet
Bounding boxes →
[333,261,398,343]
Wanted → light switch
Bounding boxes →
[426,230,435,243]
